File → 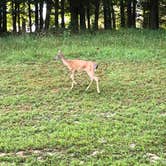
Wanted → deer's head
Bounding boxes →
[54,50,64,61]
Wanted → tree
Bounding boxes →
[61,0,65,28]
[103,0,112,29]
[39,0,44,31]
[79,0,86,30]
[45,0,52,30]
[35,0,39,32]
[149,0,159,29]
[28,0,32,32]
[0,1,3,32]
[69,0,79,32]
[120,0,125,27]
[12,0,16,32]
[160,0,166,28]
[86,0,91,30]
[127,0,132,27]
[127,0,136,28]
[110,0,116,29]
[2,0,7,32]
[142,0,159,29]
[142,0,150,28]
[132,0,136,28]
[94,0,100,30]
[16,0,21,32]
[54,0,59,29]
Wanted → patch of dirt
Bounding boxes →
[146,153,161,163]
[51,88,59,93]
[160,112,166,117]
[90,150,104,156]
[0,148,66,158]
[98,112,116,118]
[0,153,8,157]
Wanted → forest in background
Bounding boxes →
[0,0,166,34]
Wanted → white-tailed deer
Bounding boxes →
[54,50,100,93]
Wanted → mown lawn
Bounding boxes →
[0,30,166,165]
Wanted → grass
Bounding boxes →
[0,29,166,165]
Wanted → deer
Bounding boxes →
[54,50,100,93]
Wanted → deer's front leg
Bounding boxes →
[86,80,93,91]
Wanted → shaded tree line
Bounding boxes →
[0,0,165,34]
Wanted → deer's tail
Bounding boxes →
[94,63,99,71]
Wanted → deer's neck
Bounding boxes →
[61,57,69,67]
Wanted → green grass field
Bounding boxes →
[0,29,166,165]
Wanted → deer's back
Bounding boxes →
[68,59,95,71]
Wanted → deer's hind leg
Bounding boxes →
[85,79,93,91]
[85,70,100,93]
[70,70,77,90]
[94,76,100,93]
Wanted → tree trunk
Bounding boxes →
[103,0,111,29]
[110,0,116,29]
[28,0,32,32]
[107,0,112,29]
[86,1,91,30]
[54,0,59,29]
[2,0,7,32]
[0,1,3,32]
[61,0,65,28]
[17,1,21,32]
[22,18,26,33]
[142,1,150,28]
[22,1,26,32]
[132,0,136,28]
[12,0,16,32]
[94,0,100,30]
[120,0,125,27]
[127,0,136,28]
[127,0,132,28]
[79,2,86,30]
[0,15,2,33]
[45,0,52,30]
[35,0,39,32]
[103,0,107,29]
[70,0,79,32]
[150,0,159,29]
[40,1,44,31]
